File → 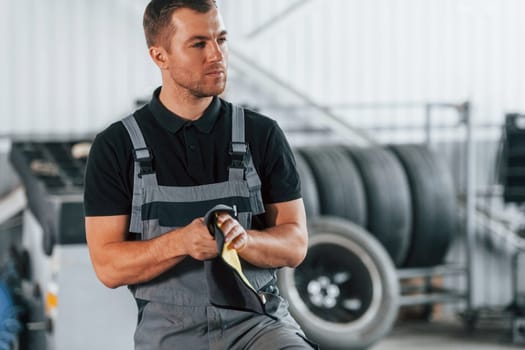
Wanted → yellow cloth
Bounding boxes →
[217,216,256,292]
[221,242,256,291]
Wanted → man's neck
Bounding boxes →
[159,86,213,121]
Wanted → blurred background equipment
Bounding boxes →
[0,280,21,350]
[500,114,525,205]
[3,140,137,350]
[10,141,90,255]
[496,113,525,345]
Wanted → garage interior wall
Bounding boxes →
[1,0,524,307]
[0,0,158,136]
[1,0,524,136]
[221,0,525,128]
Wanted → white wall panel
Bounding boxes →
[1,0,524,135]
[1,0,158,136]
[222,0,525,128]
[0,0,11,129]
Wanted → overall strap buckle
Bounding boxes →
[133,147,154,177]
[230,142,248,168]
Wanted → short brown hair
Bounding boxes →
[143,0,217,48]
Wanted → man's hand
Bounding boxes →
[217,214,249,251]
[181,218,219,260]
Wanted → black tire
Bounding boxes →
[293,151,320,218]
[389,144,458,267]
[299,147,367,227]
[278,217,399,350]
[344,146,412,267]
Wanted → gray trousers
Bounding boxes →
[134,293,318,350]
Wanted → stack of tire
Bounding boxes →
[278,144,458,350]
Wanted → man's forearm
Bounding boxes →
[239,223,307,269]
[87,215,218,289]
[91,231,187,289]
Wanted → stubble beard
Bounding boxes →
[172,70,228,99]
[192,76,227,98]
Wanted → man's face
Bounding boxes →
[162,7,228,98]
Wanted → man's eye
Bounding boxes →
[192,42,206,48]
[218,37,227,45]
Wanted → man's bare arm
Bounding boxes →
[218,198,308,269]
[85,215,217,289]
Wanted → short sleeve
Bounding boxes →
[83,125,133,216]
[260,121,301,204]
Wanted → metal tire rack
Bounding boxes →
[228,49,481,324]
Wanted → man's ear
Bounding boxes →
[149,46,169,69]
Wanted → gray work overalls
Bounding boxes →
[121,105,316,350]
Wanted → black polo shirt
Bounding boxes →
[84,87,301,229]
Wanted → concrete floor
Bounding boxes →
[373,320,523,350]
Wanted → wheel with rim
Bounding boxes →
[278,217,399,350]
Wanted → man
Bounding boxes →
[84,0,314,348]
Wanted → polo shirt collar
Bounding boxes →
[148,87,221,134]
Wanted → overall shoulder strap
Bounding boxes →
[229,105,247,181]
[231,105,246,150]
[121,115,151,171]
[121,115,156,234]
[229,106,265,215]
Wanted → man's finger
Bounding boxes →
[216,213,232,226]
[232,232,248,250]
[224,224,244,243]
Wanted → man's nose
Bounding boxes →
[207,42,225,62]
